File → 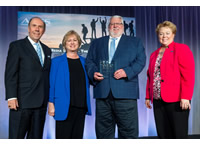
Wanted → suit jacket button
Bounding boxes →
[161,80,164,82]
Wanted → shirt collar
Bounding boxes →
[28,36,40,45]
[109,35,122,40]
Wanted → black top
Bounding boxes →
[67,58,87,109]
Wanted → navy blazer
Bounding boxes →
[85,34,146,99]
[49,53,91,120]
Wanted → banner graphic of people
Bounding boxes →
[18,11,136,58]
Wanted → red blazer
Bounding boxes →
[146,41,195,103]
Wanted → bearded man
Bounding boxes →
[85,15,146,139]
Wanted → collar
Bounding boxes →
[109,35,122,40]
[167,41,175,49]
[28,36,41,45]
[159,41,174,48]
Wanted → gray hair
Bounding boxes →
[109,15,124,25]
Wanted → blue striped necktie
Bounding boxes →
[35,43,43,66]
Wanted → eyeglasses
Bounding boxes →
[109,23,123,26]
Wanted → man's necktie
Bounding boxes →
[35,43,43,66]
[109,37,117,63]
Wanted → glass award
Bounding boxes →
[100,60,115,78]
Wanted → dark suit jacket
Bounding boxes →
[85,34,146,99]
[5,37,51,109]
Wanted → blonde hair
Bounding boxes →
[62,30,81,50]
[156,21,177,35]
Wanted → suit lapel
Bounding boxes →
[112,35,125,61]
[24,37,43,67]
[150,48,160,77]
[79,56,87,77]
[79,56,89,96]
[40,42,49,68]
[103,36,109,61]
[62,54,70,92]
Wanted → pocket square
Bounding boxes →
[47,55,51,58]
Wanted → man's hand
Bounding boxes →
[114,69,127,79]
[94,72,104,81]
[8,99,19,110]
[48,102,55,116]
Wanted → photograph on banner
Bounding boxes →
[18,11,136,58]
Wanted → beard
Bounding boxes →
[109,28,124,37]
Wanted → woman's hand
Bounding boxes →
[145,99,152,109]
[180,99,191,110]
[48,102,55,116]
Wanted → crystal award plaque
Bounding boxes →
[100,60,115,78]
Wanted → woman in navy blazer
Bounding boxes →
[48,30,91,139]
[145,21,195,138]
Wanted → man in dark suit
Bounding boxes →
[5,17,51,139]
[85,15,146,138]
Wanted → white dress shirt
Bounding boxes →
[108,35,122,56]
[28,36,45,62]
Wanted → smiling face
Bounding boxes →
[158,26,175,47]
[108,17,124,37]
[28,18,45,43]
[65,34,79,52]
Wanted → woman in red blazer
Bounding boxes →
[145,21,195,138]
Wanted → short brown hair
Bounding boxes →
[156,21,177,35]
[62,30,81,50]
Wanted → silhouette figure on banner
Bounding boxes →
[129,20,135,37]
[81,24,88,44]
[124,20,129,35]
[100,17,107,36]
[91,18,98,39]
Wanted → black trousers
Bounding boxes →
[56,106,86,139]
[9,107,46,139]
[95,91,138,139]
[153,99,190,139]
